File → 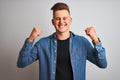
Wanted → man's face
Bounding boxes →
[52,10,72,33]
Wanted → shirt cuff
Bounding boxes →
[94,42,103,51]
[24,38,34,49]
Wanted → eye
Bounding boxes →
[63,17,68,20]
[54,17,60,20]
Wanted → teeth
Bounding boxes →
[60,24,66,27]
[60,26,65,28]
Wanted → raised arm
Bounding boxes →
[85,26,107,68]
[17,26,41,68]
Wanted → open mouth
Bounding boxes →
[60,25,65,28]
[58,23,67,28]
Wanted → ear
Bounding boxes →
[70,17,72,24]
[52,19,54,25]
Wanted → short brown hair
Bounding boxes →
[51,2,70,14]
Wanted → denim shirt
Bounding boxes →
[17,32,107,80]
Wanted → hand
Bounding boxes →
[28,26,41,42]
[85,26,99,44]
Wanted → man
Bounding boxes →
[17,2,107,80]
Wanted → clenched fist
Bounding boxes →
[28,26,41,42]
[85,26,99,44]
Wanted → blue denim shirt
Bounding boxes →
[17,32,107,80]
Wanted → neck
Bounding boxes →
[56,31,70,40]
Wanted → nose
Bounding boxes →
[59,19,64,24]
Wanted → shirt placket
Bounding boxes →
[51,39,57,80]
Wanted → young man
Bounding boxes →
[17,2,107,80]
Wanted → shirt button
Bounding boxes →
[54,40,57,43]
[54,50,56,52]
[54,61,56,63]
[53,72,55,74]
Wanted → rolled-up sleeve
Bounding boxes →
[17,39,38,68]
[94,42,107,68]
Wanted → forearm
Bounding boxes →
[94,42,107,68]
[17,39,34,68]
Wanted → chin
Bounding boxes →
[57,30,69,33]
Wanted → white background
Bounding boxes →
[0,0,120,80]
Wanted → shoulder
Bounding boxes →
[33,36,51,48]
[71,32,88,41]
[37,33,55,44]
[38,36,51,44]
[71,32,91,45]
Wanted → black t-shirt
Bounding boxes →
[55,38,73,80]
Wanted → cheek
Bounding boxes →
[54,21,60,26]
[52,21,59,27]
[66,18,72,23]
[66,20,71,25]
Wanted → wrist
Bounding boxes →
[28,35,36,42]
[92,38,100,45]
